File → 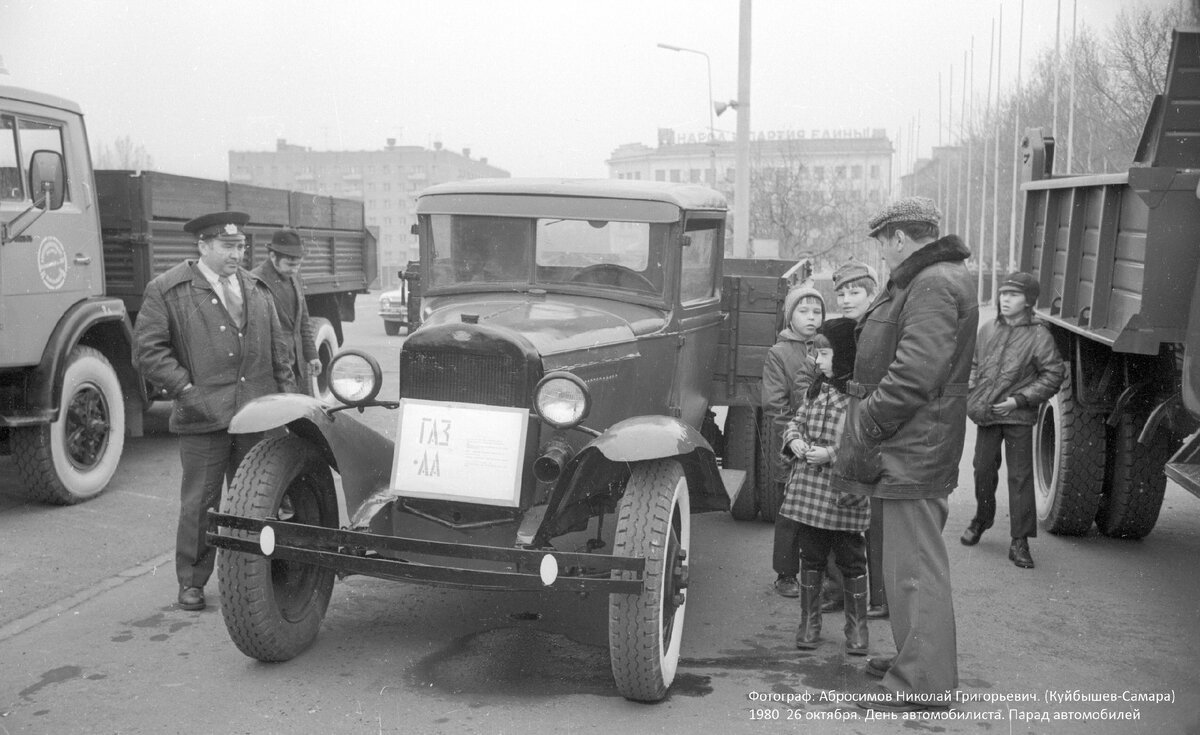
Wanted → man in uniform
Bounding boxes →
[252,227,321,395]
[830,197,978,713]
[134,211,296,611]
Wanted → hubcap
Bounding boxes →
[64,383,111,471]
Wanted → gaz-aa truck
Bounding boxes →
[207,178,804,702]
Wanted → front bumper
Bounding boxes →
[207,510,645,594]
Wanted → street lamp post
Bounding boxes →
[657,42,717,187]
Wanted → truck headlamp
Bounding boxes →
[534,372,590,429]
[328,350,383,404]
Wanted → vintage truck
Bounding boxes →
[0,83,375,504]
[1019,27,1200,539]
[207,178,809,702]
[378,260,420,335]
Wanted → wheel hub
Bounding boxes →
[65,384,110,470]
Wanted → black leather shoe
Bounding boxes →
[774,576,800,598]
[867,603,889,619]
[960,522,984,546]
[177,586,205,611]
[1009,538,1035,569]
[855,690,951,713]
[865,656,893,679]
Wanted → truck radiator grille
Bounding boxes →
[401,351,527,407]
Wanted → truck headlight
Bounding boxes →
[534,372,590,429]
[328,350,383,404]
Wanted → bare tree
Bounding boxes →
[95,135,154,170]
[747,140,878,270]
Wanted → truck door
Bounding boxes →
[0,109,99,368]
[673,214,724,428]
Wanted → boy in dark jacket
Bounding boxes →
[961,272,1066,568]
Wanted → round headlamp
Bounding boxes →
[534,372,591,429]
[328,350,383,405]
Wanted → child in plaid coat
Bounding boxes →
[780,317,870,655]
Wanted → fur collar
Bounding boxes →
[888,235,971,289]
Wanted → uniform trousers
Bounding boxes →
[879,496,958,700]
[176,430,262,588]
[972,423,1037,539]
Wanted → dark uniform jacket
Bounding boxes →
[251,258,318,393]
[831,236,979,499]
[967,311,1065,426]
[133,261,296,434]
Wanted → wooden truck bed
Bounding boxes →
[95,170,375,316]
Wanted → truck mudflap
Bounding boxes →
[206,510,645,594]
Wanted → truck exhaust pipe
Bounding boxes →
[533,436,575,483]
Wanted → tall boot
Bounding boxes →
[795,568,823,650]
[843,574,869,656]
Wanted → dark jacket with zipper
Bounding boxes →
[830,236,979,499]
[252,257,318,394]
[967,310,1065,426]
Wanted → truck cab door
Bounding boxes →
[0,110,99,367]
[673,214,725,428]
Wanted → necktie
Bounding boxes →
[219,275,243,329]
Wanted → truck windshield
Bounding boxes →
[426,214,666,295]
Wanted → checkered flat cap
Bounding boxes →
[867,197,942,236]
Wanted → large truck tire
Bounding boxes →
[11,345,125,504]
[1032,369,1106,535]
[609,459,690,703]
[723,406,759,521]
[310,317,338,402]
[757,411,783,523]
[218,434,338,662]
[1097,415,1172,539]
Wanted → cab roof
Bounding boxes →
[418,178,728,211]
[0,84,83,116]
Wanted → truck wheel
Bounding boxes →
[311,317,338,401]
[218,434,338,662]
[723,406,759,521]
[1032,369,1106,535]
[609,459,690,703]
[11,346,125,504]
[757,411,783,523]
[1097,415,1172,539]
[383,320,401,337]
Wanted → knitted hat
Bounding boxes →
[832,260,878,291]
[867,196,942,237]
[998,271,1040,306]
[782,285,825,323]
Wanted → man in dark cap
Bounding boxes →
[252,227,321,395]
[134,211,296,611]
[831,196,978,713]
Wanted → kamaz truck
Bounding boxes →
[0,83,375,505]
[1019,28,1200,539]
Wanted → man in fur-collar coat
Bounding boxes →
[831,197,979,713]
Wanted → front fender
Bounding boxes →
[588,415,712,461]
[540,416,727,540]
[230,394,395,524]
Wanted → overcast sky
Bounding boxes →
[0,0,1168,182]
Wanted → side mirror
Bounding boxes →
[29,150,65,210]
[678,234,692,248]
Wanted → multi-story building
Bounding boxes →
[230,139,509,288]
[607,128,893,266]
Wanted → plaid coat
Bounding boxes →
[779,381,869,531]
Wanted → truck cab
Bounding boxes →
[0,85,142,504]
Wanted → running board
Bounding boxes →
[1164,429,1200,499]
